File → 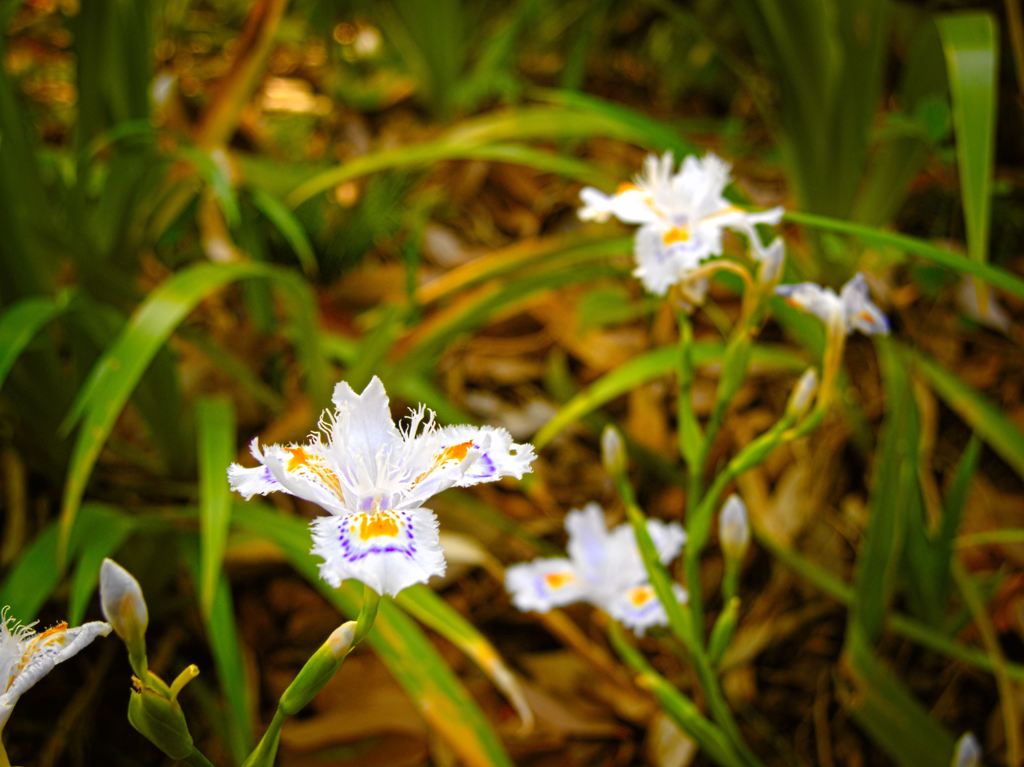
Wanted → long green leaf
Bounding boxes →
[184,545,254,763]
[59,262,325,564]
[197,396,236,619]
[908,346,1024,480]
[234,506,513,767]
[0,296,65,391]
[68,506,135,624]
[937,13,998,269]
[785,210,1024,299]
[534,342,805,449]
[852,339,915,642]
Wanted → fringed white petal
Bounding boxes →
[505,558,585,613]
[430,424,536,486]
[775,282,843,325]
[227,439,282,499]
[310,506,445,597]
[0,620,111,715]
[330,375,402,457]
[607,584,688,636]
[261,443,349,514]
[840,273,890,336]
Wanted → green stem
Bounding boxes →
[608,621,748,767]
[353,584,380,644]
[613,473,762,767]
[241,708,285,767]
[0,736,10,767]
[722,559,740,603]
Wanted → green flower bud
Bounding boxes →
[127,674,196,760]
[708,596,741,666]
[278,622,356,717]
[100,558,149,677]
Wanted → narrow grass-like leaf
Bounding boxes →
[68,506,134,624]
[197,396,236,619]
[533,343,805,449]
[59,262,325,564]
[852,340,915,643]
[288,103,699,206]
[908,346,1024,480]
[842,628,955,766]
[397,584,533,730]
[235,505,514,767]
[0,296,64,391]
[937,13,997,269]
[185,545,255,763]
[785,210,1024,299]
[249,188,318,275]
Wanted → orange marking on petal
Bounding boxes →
[858,310,875,324]
[286,446,309,472]
[616,182,639,194]
[357,513,400,541]
[543,572,575,590]
[662,226,690,246]
[415,440,475,484]
[627,587,653,607]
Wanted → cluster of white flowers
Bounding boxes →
[580,151,890,339]
[229,376,536,597]
[0,607,110,731]
[579,152,783,295]
[505,503,687,635]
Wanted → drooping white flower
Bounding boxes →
[0,607,111,730]
[505,503,687,635]
[229,376,536,597]
[775,273,890,336]
[579,152,783,295]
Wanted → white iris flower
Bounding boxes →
[505,503,687,635]
[0,607,111,730]
[229,376,536,597]
[775,273,890,336]
[579,152,783,295]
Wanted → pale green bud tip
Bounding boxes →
[719,494,750,560]
[952,733,981,767]
[601,426,626,476]
[325,621,357,660]
[787,368,818,418]
[100,558,149,640]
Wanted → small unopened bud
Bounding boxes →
[100,558,149,676]
[708,596,740,665]
[718,495,750,561]
[757,239,785,285]
[601,426,626,477]
[279,621,357,716]
[952,733,982,767]
[786,368,818,420]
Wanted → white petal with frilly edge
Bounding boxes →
[607,584,688,636]
[310,506,445,597]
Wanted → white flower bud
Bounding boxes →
[718,495,750,561]
[786,368,818,419]
[100,558,149,675]
[601,425,626,477]
[953,733,982,767]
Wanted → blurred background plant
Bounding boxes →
[1,0,1022,765]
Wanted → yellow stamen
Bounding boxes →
[616,182,639,194]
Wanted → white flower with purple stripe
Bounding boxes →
[776,273,889,336]
[579,152,783,295]
[505,503,687,635]
[1,607,111,731]
[229,376,536,597]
